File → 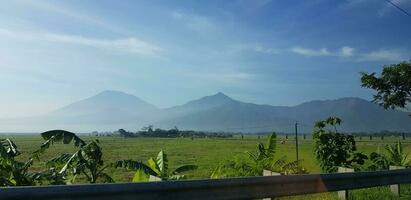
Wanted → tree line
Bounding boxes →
[116,126,233,138]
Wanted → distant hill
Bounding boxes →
[48,90,158,124]
[1,90,411,133]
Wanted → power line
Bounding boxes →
[384,0,411,17]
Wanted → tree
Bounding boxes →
[313,117,368,172]
[361,61,411,111]
[37,130,114,184]
[117,129,133,137]
[114,150,197,182]
[141,125,154,132]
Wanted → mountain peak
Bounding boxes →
[177,92,236,111]
[211,92,231,99]
[52,90,157,116]
[202,92,235,102]
[96,90,130,97]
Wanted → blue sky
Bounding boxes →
[1,0,411,117]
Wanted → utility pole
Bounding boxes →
[295,121,299,161]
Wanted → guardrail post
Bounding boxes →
[263,169,281,200]
[338,167,354,200]
[390,166,405,196]
[149,175,161,182]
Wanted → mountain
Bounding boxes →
[1,91,411,133]
[49,90,157,122]
[155,93,295,132]
[0,90,158,132]
[154,95,411,133]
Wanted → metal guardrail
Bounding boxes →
[1,168,411,200]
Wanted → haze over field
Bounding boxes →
[1,90,410,133]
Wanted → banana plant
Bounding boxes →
[0,138,64,186]
[245,133,306,175]
[114,150,198,182]
[33,130,86,159]
[37,130,114,184]
[385,141,410,166]
[0,138,34,186]
[246,133,277,162]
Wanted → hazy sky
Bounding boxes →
[1,0,411,118]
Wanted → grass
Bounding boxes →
[4,134,411,199]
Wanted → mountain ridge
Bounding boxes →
[1,90,410,133]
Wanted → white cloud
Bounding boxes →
[253,45,280,54]
[340,46,355,57]
[44,33,162,56]
[0,28,162,56]
[228,44,280,55]
[171,11,216,33]
[291,47,331,56]
[359,49,408,62]
[290,45,409,62]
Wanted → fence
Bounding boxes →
[1,168,411,200]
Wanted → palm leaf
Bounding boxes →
[156,150,168,176]
[257,143,268,160]
[47,153,73,167]
[33,130,85,158]
[270,156,287,171]
[112,160,157,176]
[173,165,198,174]
[0,138,20,158]
[41,130,86,146]
[266,133,277,158]
[132,169,150,182]
[21,158,34,172]
[99,172,115,183]
[245,151,258,161]
[147,158,161,175]
[59,151,80,174]
[169,175,185,180]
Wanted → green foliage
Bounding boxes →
[0,138,65,186]
[361,61,411,110]
[111,160,157,176]
[385,141,410,166]
[213,133,307,178]
[33,130,86,159]
[0,138,33,186]
[313,117,368,172]
[211,154,260,178]
[115,150,198,182]
[246,133,307,175]
[51,141,114,183]
[367,152,390,171]
[38,130,114,184]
